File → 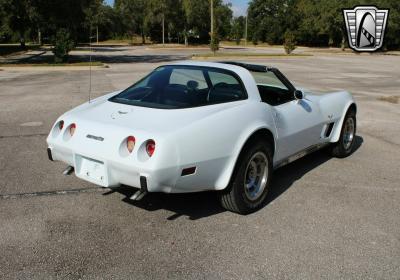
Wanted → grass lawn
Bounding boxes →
[219,41,284,48]
[192,52,312,58]
[0,61,105,67]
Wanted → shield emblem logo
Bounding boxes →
[343,6,389,52]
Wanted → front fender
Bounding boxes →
[328,93,356,143]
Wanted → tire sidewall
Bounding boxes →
[231,140,273,213]
[339,111,357,155]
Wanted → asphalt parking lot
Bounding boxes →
[1,48,400,279]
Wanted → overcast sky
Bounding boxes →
[104,0,248,17]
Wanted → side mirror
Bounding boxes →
[294,90,303,100]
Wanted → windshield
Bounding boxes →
[109,65,247,109]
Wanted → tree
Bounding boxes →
[0,0,12,43]
[379,0,400,50]
[283,30,296,54]
[231,16,245,45]
[295,0,350,47]
[52,28,74,62]
[84,0,108,44]
[95,5,122,42]
[214,1,232,40]
[143,0,183,44]
[115,0,147,44]
[182,0,210,45]
[247,0,294,45]
[32,0,100,44]
[1,0,38,47]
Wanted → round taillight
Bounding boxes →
[127,136,135,153]
[58,120,64,130]
[69,123,76,136]
[146,140,155,157]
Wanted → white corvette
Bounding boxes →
[47,61,357,214]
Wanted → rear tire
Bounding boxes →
[330,109,356,158]
[220,139,273,214]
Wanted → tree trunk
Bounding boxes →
[38,29,42,45]
[96,26,99,44]
[20,36,26,49]
[245,15,248,47]
[341,34,346,51]
[141,31,145,44]
[162,14,165,46]
[184,28,188,47]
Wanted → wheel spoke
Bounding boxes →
[343,117,355,150]
[244,152,269,201]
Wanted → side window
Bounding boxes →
[251,71,292,106]
[252,71,288,90]
[209,71,238,85]
[207,70,246,103]
[169,69,208,89]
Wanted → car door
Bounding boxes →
[272,97,324,161]
[253,69,324,162]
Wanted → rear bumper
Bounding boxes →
[47,146,179,193]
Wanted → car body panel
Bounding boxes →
[47,61,356,193]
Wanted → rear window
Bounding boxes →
[109,65,246,109]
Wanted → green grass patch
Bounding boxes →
[0,61,105,67]
[97,37,153,45]
[219,41,283,48]
[192,52,312,58]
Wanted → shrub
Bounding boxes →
[341,36,346,51]
[52,29,74,63]
[283,30,297,54]
[210,32,219,53]
[252,34,258,45]
[235,37,241,45]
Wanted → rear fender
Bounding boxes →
[214,122,276,190]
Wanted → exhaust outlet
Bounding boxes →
[63,166,74,175]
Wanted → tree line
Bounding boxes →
[0,0,234,47]
[0,0,399,50]
[248,0,400,50]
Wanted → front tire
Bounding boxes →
[330,109,356,158]
[220,139,273,214]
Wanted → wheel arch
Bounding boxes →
[215,127,276,190]
[330,102,357,142]
[241,128,275,156]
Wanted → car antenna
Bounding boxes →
[88,21,92,103]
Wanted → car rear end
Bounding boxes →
[47,115,181,193]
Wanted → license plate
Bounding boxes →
[79,157,106,184]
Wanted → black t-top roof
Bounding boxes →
[218,61,275,72]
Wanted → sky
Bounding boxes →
[104,0,248,17]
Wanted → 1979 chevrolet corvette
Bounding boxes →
[47,61,357,214]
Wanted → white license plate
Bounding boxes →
[79,157,106,184]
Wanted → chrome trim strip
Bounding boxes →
[274,143,330,169]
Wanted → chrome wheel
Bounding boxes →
[244,152,268,201]
[343,117,355,150]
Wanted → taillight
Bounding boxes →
[69,123,76,136]
[146,140,155,157]
[58,120,64,130]
[126,136,135,153]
